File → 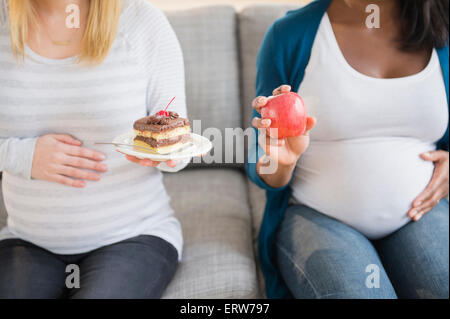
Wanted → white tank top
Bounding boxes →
[291,14,448,239]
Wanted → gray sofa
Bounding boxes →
[0,4,298,299]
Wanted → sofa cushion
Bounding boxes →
[0,186,5,230]
[166,6,242,165]
[162,168,259,298]
[238,4,298,127]
[246,179,267,297]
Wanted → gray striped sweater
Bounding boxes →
[0,0,186,258]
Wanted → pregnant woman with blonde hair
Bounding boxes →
[0,0,186,298]
[248,0,449,299]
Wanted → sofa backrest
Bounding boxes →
[166,6,241,165]
[166,4,298,166]
[238,4,298,127]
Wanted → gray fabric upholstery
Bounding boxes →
[238,4,298,127]
[0,187,5,230]
[246,179,267,298]
[162,169,259,298]
[166,6,242,165]
[247,180,266,246]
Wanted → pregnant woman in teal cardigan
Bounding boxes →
[247,0,449,299]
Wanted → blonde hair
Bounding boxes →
[8,0,122,64]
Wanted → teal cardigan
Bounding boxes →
[246,0,450,299]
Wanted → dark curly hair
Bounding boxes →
[399,0,449,50]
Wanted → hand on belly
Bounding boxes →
[409,150,449,221]
[31,134,108,188]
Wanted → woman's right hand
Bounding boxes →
[251,85,316,167]
[31,134,108,188]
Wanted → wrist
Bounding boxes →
[257,154,296,177]
[258,154,297,170]
[256,155,296,189]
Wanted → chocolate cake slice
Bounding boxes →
[133,111,191,154]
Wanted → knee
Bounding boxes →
[277,244,397,299]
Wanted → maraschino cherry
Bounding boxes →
[158,97,176,117]
[157,110,169,116]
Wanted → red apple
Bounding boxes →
[261,92,307,139]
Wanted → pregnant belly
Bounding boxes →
[291,138,436,239]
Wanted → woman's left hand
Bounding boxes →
[125,155,178,168]
[409,150,449,221]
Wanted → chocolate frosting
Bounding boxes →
[134,111,190,132]
[135,134,191,147]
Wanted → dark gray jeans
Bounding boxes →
[0,235,178,299]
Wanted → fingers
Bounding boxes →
[258,128,284,158]
[125,155,176,167]
[410,187,434,219]
[58,165,101,181]
[64,155,108,172]
[252,96,269,113]
[252,85,291,113]
[273,85,291,96]
[139,159,159,167]
[125,155,159,167]
[410,188,446,219]
[412,176,437,209]
[412,165,447,209]
[125,155,141,164]
[410,206,433,221]
[252,117,271,129]
[420,150,446,162]
[53,134,82,146]
[50,174,86,188]
[63,144,106,161]
[253,116,316,136]
[165,160,178,168]
[304,117,317,136]
[409,200,436,221]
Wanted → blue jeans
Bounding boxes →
[276,200,449,299]
[0,235,178,299]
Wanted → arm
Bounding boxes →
[247,24,290,190]
[1,134,107,188]
[147,11,188,173]
[0,137,38,179]
[247,24,315,189]
[251,87,316,189]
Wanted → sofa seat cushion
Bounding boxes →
[162,168,259,298]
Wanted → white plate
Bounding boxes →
[112,132,212,162]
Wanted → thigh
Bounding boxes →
[376,199,449,299]
[69,235,178,299]
[0,239,67,299]
[276,205,397,299]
